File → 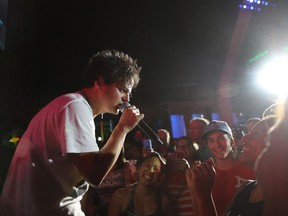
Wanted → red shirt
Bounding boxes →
[212,163,255,215]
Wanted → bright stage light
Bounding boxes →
[257,55,288,97]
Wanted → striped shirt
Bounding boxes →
[167,183,194,216]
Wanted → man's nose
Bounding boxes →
[215,139,222,146]
[147,166,156,173]
[123,92,132,103]
[122,93,130,103]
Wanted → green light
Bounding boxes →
[248,50,269,63]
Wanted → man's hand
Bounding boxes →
[186,158,216,198]
[117,105,144,133]
[185,158,218,216]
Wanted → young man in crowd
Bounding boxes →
[186,117,277,216]
[199,120,255,215]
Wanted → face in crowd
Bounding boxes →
[240,117,276,168]
[176,137,198,160]
[137,154,164,186]
[157,129,170,146]
[188,119,208,142]
[206,131,234,160]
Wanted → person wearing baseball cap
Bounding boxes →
[201,120,255,216]
[202,120,233,139]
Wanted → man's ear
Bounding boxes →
[95,77,104,88]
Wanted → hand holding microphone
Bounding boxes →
[117,103,144,133]
[119,103,164,146]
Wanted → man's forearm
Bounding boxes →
[196,195,218,216]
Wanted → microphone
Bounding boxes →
[119,103,163,146]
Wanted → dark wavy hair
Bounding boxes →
[82,49,142,88]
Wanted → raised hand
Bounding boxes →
[186,158,218,216]
[186,158,216,197]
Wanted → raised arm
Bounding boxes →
[68,106,144,187]
[186,158,218,216]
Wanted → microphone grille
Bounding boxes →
[119,102,131,112]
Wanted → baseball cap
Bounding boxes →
[202,120,233,139]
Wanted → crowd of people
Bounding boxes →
[0,49,287,216]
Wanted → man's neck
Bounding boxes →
[215,155,237,171]
[80,87,102,116]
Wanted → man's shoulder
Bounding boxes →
[49,92,91,111]
[53,92,83,103]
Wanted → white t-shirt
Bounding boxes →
[2,92,99,216]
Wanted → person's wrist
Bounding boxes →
[114,123,130,135]
[196,193,214,203]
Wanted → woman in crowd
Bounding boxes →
[83,148,137,216]
[107,151,174,216]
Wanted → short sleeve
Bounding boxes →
[60,99,99,153]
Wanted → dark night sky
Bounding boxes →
[29,0,288,99]
[30,0,237,98]
[1,0,288,127]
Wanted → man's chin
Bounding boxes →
[104,108,118,115]
[113,106,121,115]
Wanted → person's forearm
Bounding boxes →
[95,124,128,181]
[190,189,199,216]
[68,124,129,187]
[100,124,128,156]
[196,195,218,216]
